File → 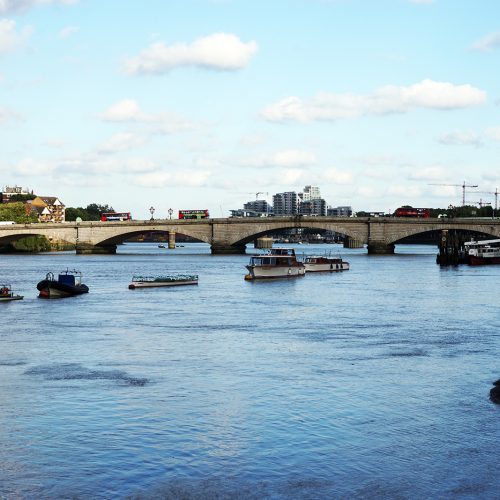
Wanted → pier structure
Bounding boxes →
[0,217,500,255]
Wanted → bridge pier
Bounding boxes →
[211,243,246,255]
[367,241,395,255]
[76,243,117,255]
[168,231,176,249]
[343,236,364,249]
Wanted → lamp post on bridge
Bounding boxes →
[149,206,155,221]
[168,208,173,220]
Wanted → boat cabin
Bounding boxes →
[249,255,298,267]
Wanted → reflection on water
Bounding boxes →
[0,243,499,498]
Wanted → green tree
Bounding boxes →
[0,202,38,223]
[65,203,114,221]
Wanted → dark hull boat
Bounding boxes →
[465,239,500,266]
[37,271,89,299]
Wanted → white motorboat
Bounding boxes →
[245,248,305,280]
[303,255,350,272]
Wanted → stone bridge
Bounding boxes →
[0,216,499,254]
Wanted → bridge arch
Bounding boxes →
[386,222,500,245]
[89,226,212,247]
[227,221,368,247]
[0,230,76,247]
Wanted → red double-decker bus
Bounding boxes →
[394,207,430,218]
[178,210,209,220]
[100,212,132,221]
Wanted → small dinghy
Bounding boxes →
[0,284,23,302]
[129,275,198,289]
[37,270,89,299]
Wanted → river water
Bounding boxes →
[0,243,499,499]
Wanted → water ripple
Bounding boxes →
[24,363,148,386]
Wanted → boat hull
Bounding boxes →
[245,264,305,280]
[129,280,198,289]
[0,295,23,302]
[469,255,500,266]
[37,280,89,298]
[304,262,349,272]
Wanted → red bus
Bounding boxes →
[100,212,132,221]
[179,210,209,220]
[394,207,430,218]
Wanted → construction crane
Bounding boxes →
[474,188,498,215]
[245,192,269,200]
[428,181,478,206]
[468,200,491,208]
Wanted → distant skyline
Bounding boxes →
[1,0,499,219]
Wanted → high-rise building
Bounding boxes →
[273,192,299,215]
[299,199,327,216]
[327,206,353,217]
[243,199,272,215]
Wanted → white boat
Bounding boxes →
[0,284,23,302]
[303,255,350,272]
[465,239,500,266]
[245,248,305,280]
[129,275,198,289]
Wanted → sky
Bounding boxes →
[0,0,499,219]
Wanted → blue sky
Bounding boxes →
[1,0,499,218]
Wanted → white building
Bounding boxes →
[301,185,321,202]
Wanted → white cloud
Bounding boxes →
[245,149,317,168]
[485,127,500,142]
[100,99,150,122]
[15,157,55,175]
[428,185,460,198]
[261,79,486,122]
[43,138,67,148]
[387,185,422,197]
[272,150,316,167]
[0,105,21,123]
[124,33,257,75]
[322,168,354,185]
[100,99,194,133]
[57,156,158,175]
[97,132,147,154]
[438,130,482,147]
[408,166,447,181]
[136,170,211,188]
[471,32,500,52]
[59,25,79,39]
[0,0,78,15]
[0,19,32,54]
[281,169,305,185]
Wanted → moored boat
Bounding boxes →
[37,270,89,298]
[129,275,198,289]
[465,239,500,266]
[303,255,350,272]
[0,284,24,302]
[245,248,305,280]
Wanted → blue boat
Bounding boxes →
[37,270,89,299]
